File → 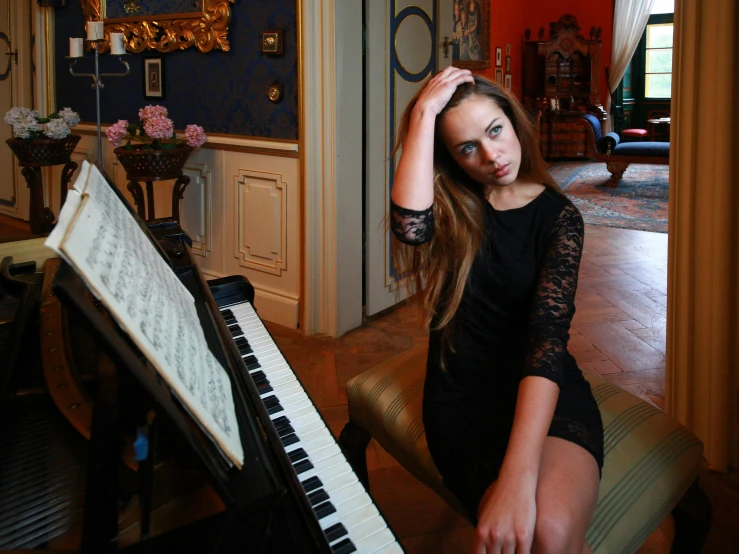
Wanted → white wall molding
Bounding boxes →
[234,169,287,276]
[182,162,213,259]
[73,124,298,155]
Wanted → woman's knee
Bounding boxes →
[533,508,584,554]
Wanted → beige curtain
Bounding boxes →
[667,0,739,472]
[606,0,656,132]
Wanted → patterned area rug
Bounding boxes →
[547,162,669,233]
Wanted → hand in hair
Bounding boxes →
[414,66,474,117]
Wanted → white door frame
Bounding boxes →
[300,0,364,337]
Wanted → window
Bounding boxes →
[645,20,673,98]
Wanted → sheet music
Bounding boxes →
[46,162,243,468]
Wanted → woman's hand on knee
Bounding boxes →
[472,478,536,554]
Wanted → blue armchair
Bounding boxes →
[579,114,669,187]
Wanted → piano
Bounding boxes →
[0,219,403,553]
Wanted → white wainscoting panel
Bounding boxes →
[234,169,287,276]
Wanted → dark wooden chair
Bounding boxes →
[579,114,669,187]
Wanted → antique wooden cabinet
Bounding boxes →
[522,14,607,159]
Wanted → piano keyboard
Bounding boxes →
[219,301,403,554]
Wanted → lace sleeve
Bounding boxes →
[523,203,584,385]
[390,200,435,245]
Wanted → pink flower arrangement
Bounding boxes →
[105,104,207,150]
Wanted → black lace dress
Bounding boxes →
[391,187,604,521]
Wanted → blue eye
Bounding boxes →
[490,125,502,136]
[460,144,475,155]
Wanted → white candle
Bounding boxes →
[69,37,84,58]
[110,33,125,55]
[87,21,104,41]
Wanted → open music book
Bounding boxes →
[45,161,244,469]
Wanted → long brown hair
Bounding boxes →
[393,75,559,351]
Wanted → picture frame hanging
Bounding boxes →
[495,47,502,67]
[143,56,165,99]
[451,0,491,70]
[505,56,511,72]
[494,68,503,85]
[504,74,512,90]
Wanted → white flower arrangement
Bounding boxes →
[4,106,80,140]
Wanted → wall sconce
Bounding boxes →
[267,83,283,104]
[262,31,284,55]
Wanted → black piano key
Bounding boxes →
[221,309,233,317]
[288,448,308,465]
[331,538,357,554]
[300,476,323,494]
[308,488,330,508]
[257,384,274,395]
[314,500,337,520]
[293,459,314,475]
[223,314,237,324]
[234,336,249,348]
[324,523,349,544]
[281,433,299,447]
[244,355,261,370]
[277,423,295,438]
[229,324,242,337]
[251,370,267,384]
[263,396,283,415]
[273,416,292,432]
[239,345,254,356]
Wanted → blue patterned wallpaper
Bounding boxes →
[55,1,298,140]
[106,0,197,19]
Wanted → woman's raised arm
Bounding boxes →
[390,66,473,211]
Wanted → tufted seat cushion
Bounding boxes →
[346,345,704,554]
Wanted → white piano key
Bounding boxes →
[354,528,397,553]
[372,542,405,554]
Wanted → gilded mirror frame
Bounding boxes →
[82,0,235,53]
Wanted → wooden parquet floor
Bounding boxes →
[265,224,673,553]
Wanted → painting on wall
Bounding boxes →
[143,57,165,99]
[451,0,490,70]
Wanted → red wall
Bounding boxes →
[475,0,614,101]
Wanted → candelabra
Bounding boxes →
[67,38,130,164]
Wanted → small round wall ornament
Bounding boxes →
[267,83,283,104]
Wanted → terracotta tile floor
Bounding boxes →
[266,224,737,553]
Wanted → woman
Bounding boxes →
[390,68,604,554]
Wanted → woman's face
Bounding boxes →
[439,95,523,188]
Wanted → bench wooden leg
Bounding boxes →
[606,162,630,187]
[338,419,372,490]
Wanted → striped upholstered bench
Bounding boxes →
[339,345,705,553]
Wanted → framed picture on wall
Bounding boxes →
[505,56,511,72]
[494,68,503,85]
[504,74,512,90]
[143,57,165,99]
[451,0,491,70]
[506,43,511,55]
[495,47,502,67]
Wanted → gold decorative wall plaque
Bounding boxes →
[82,0,236,53]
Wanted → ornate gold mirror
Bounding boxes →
[82,0,235,53]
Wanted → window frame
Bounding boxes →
[634,13,674,101]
